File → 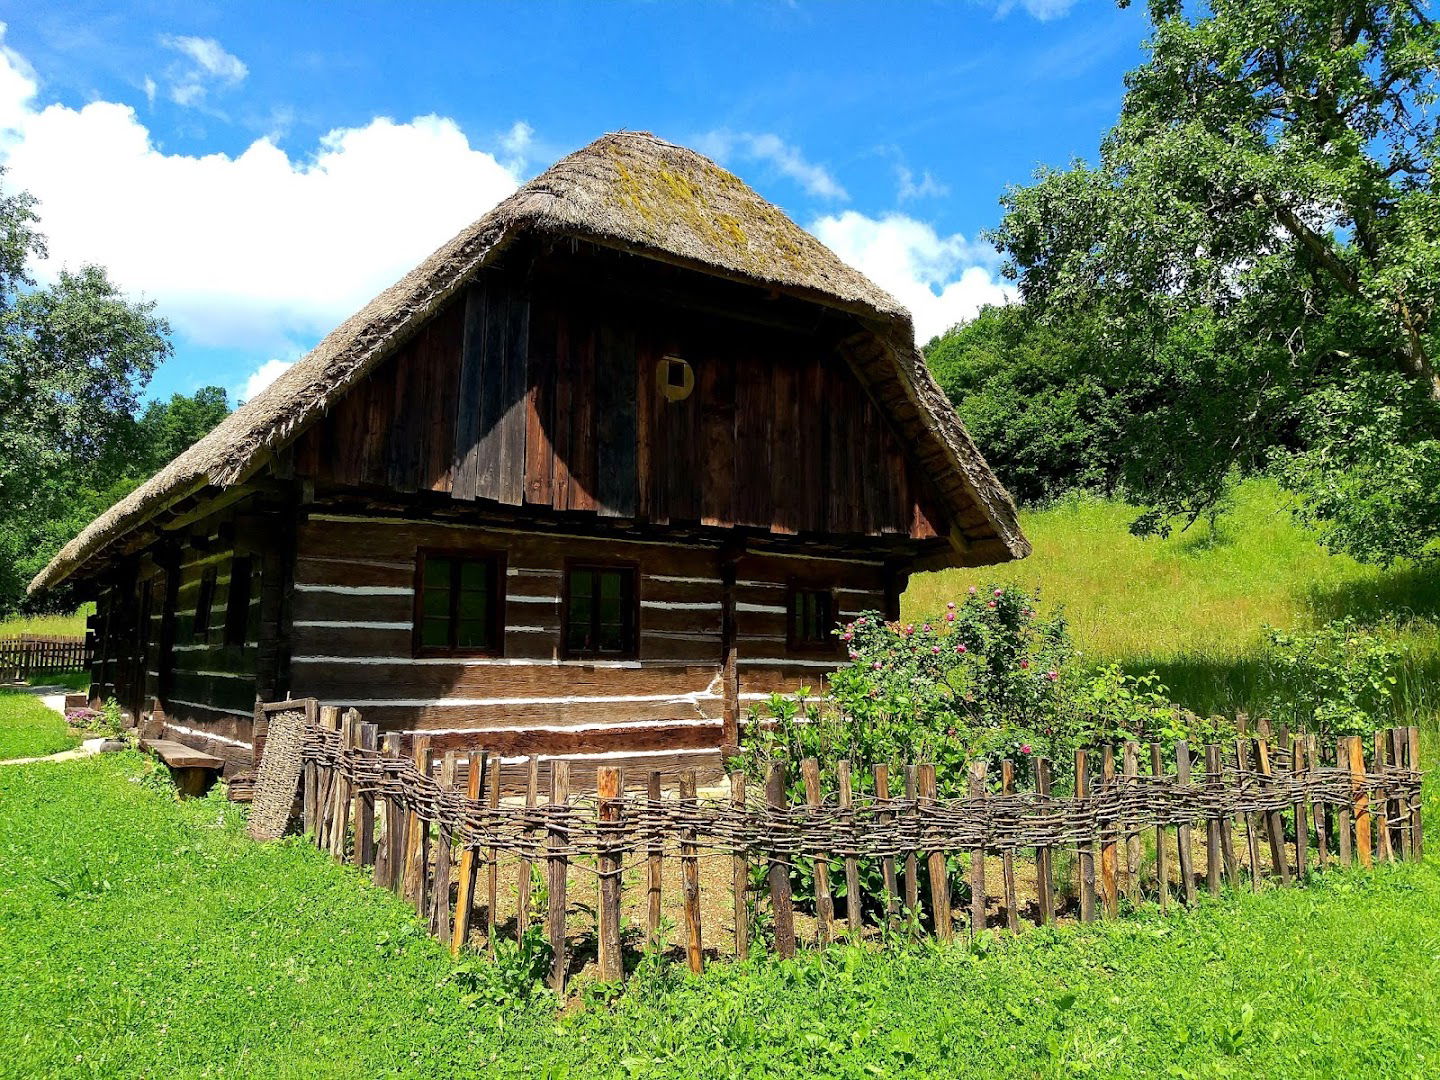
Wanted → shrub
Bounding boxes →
[1259,619,1402,740]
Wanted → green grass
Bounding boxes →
[2,753,1438,1079]
[0,604,91,638]
[0,688,79,759]
[908,479,1440,726]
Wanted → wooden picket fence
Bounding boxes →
[251,700,1425,991]
[0,634,88,683]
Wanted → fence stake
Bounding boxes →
[1336,735,1354,868]
[873,764,900,930]
[1235,721,1263,888]
[355,722,378,868]
[1308,733,1329,870]
[431,751,457,946]
[1293,734,1310,877]
[1218,742,1241,889]
[1174,741,1197,906]
[401,738,432,914]
[486,759,501,953]
[374,733,402,889]
[302,717,319,836]
[1342,735,1371,869]
[1122,741,1141,906]
[922,762,954,941]
[1000,760,1020,934]
[650,771,666,947]
[902,765,921,927]
[1035,756,1055,925]
[837,760,863,936]
[680,770,704,974]
[766,762,797,958]
[731,772,749,958]
[1075,748,1097,922]
[1389,728,1407,859]
[548,760,570,994]
[596,765,625,983]
[1204,744,1223,896]
[1100,746,1119,918]
[315,706,341,849]
[801,759,834,944]
[518,756,540,934]
[1148,744,1169,913]
[1406,726,1424,859]
[1254,732,1290,883]
[1373,731,1394,864]
[329,711,357,861]
[963,759,984,935]
[451,750,484,956]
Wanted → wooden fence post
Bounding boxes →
[1035,756,1055,925]
[1336,735,1354,869]
[650,771,666,947]
[921,762,954,941]
[766,762,797,958]
[1345,735,1372,870]
[1100,746,1119,918]
[1388,728,1407,859]
[1174,741,1197,906]
[374,733,403,890]
[1308,733,1329,870]
[801,758,833,944]
[1373,731,1394,864]
[873,764,900,930]
[1075,748,1098,922]
[518,756,540,933]
[431,751,457,945]
[548,760,570,993]
[1293,734,1311,876]
[302,717,319,836]
[963,759,984,937]
[315,706,341,850]
[837,760,863,936]
[451,750,484,956]
[486,759,501,952]
[1406,726,1424,859]
[1254,731,1290,883]
[1235,721,1263,888]
[680,770,704,974]
[354,722,378,868]
[596,766,624,983]
[903,764,920,924]
[1122,741,1141,906]
[1204,743,1223,896]
[1000,760,1020,934]
[401,738,432,914]
[731,772,748,958]
[329,710,357,860]
[1148,744,1169,913]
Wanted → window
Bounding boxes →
[414,551,503,655]
[565,564,638,658]
[224,557,253,648]
[193,566,217,641]
[656,355,694,402]
[788,586,835,651]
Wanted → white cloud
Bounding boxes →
[809,211,1014,343]
[896,164,949,203]
[157,35,248,108]
[0,26,522,355]
[993,0,1078,20]
[697,130,848,200]
[240,357,294,402]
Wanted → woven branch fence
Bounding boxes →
[0,635,87,682]
[249,699,1424,991]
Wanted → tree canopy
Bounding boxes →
[981,0,1440,560]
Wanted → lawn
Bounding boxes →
[1,752,1437,1079]
[0,605,90,638]
[0,688,79,759]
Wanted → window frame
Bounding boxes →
[786,582,838,655]
[223,556,254,649]
[561,559,640,661]
[412,547,507,658]
[193,565,217,642]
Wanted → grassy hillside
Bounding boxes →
[906,480,1440,728]
[0,605,90,638]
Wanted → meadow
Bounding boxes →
[3,480,1439,1077]
[0,689,80,759]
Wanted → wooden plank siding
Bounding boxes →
[290,274,949,545]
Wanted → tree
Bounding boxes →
[988,0,1440,559]
[134,386,231,476]
[0,167,173,614]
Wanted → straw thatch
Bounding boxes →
[30,131,1027,593]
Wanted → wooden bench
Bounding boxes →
[139,739,225,798]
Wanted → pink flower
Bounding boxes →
[872,661,883,670]
[1020,744,1033,755]
[849,650,860,660]
[842,631,853,641]
[904,624,915,635]
[855,617,866,626]
[931,645,941,654]
[1047,670,1059,682]
[987,601,996,609]
[968,585,977,595]
[947,601,956,610]
[923,624,932,632]
[993,588,1003,597]
[1019,659,1030,669]
[945,612,956,622]
[955,643,968,654]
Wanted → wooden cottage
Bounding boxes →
[29,131,1029,785]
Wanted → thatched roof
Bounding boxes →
[30,131,1027,593]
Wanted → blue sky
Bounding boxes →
[0,0,1149,402]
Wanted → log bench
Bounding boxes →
[139,739,225,798]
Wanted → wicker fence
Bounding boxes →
[0,634,88,683]
[249,699,1424,990]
